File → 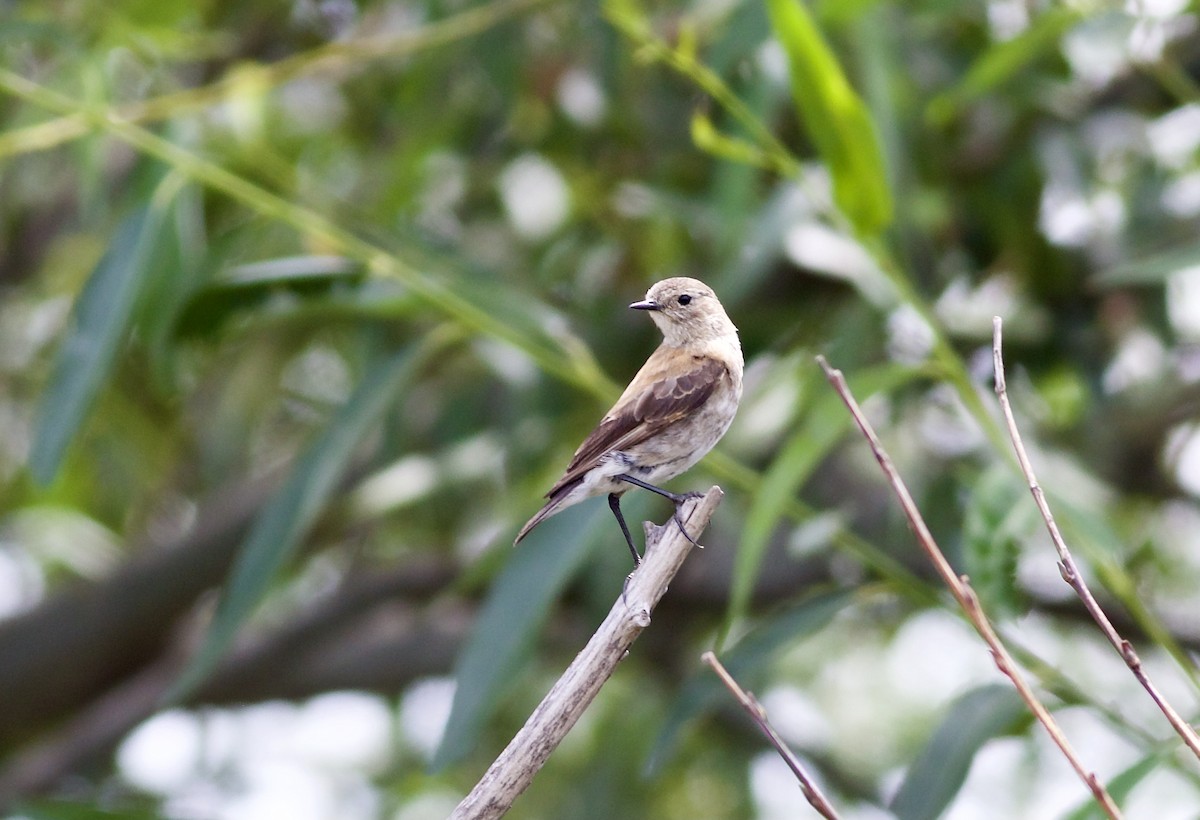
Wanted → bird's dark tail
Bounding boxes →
[513,486,574,545]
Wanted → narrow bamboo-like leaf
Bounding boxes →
[764,0,892,234]
[219,254,362,285]
[165,335,449,703]
[432,502,607,770]
[29,181,175,484]
[140,181,208,395]
[891,685,1028,820]
[927,8,1081,126]
[9,799,161,820]
[645,589,850,775]
[725,362,920,640]
[1093,241,1200,288]
[691,110,776,171]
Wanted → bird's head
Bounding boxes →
[629,277,739,349]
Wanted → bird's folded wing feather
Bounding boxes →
[546,352,729,497]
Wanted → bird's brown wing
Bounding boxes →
[545,353,729,497]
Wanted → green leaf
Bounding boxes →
[1093,240,1200,288]
[138,181,209,395]
[926,8,1081,126]
[28,175,177,484]
[646,589,849,775]
[432,501,607,770]
[10,800,162,820]
[764,0,892,234]
[165,334,452,703]
[890,685,1029,820]
[690,110,776,171]
[219,254,362,286]
[962,464,1034,618]
[175,250,365,328]
[724,362,920,642]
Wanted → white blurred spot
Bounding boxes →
[399,677,456,760]
[1162,171,1200,217]
[221,759,345,820]
[611,180,657,218]
[350,455,440,516]
[119,696,389,820]
[728,357,800,452]
[418,152,467,239]
[1129,0,1198,64]
[943,737,1025,819]
[1129,17,1168,62]
[556,67,606,127]
[750,752,814,820]
[1124,766,1200,819]
[1166,265,1200,339]
[0,295,71,370]
[5,507,121,579]
[886,303,935,365]
[935,274,1022,336]
[393,791,465,820]
[1130,0,1189,17]
[787,511,842,559]
[498,154,570,240]
[884,610,995,705]
[783,221,893,306]
[1147,104,1200,169]
[759,686,833,751]
[1029,708,1140,815]
[1062,16,1133,87]
[278,78,347,135]
[1164,423,1200,496]
[281,345,351,406]
[473,338,539,386]
[1039,184,1125,248]
[443,434,504,482]
[755,39,788,85]
[289,691,393,773]
[0,546,44,619]
[917,384,985,457]
[987,0,1029,40]
[1102,327,1165,393]
[118,710,203,795]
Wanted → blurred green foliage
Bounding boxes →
[4,0,1200,817]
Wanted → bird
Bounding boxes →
[514,276,743,565]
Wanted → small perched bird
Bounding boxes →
[515,277,743,565]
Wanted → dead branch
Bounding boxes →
[702,651,840,819]
[992,316,1200,763]
[450,487,724,820]
[815,355,1121,820]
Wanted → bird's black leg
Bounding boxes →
[615,474,703,546]
[609,493,642,567]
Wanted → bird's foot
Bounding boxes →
[671,506,703,548]
[663,488,705,505]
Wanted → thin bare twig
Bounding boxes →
[450,488,724,820]
[992,316,1200,763]
[815,355,1122,820]
[702,651,841,820]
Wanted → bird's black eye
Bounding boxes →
[678,294,692,306]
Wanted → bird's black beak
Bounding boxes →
[629,298,660,311]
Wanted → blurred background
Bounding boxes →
[3,0,1200,817]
